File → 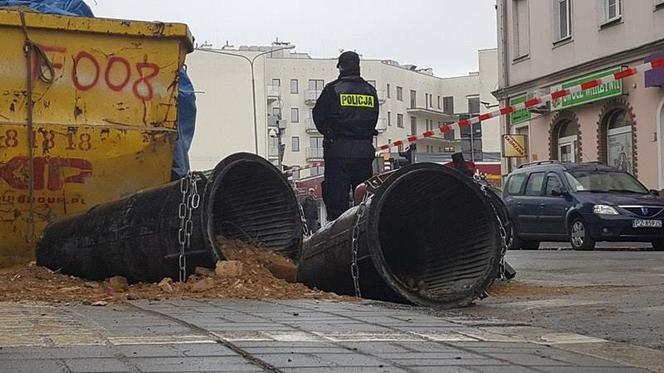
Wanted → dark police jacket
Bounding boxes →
[312,75,379,159]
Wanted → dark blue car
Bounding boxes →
[503,161,664,250]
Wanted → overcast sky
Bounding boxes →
[90,0,497,78]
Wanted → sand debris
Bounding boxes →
[0,241,352,304]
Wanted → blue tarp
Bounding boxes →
[172,69,197,178]
[0,0,92,17]
[0,0,196,179]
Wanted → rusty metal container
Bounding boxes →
[0,9,194,267]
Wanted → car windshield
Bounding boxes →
[564,170,648,194]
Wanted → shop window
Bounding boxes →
[550,112,580,163]
[605,109,633,173]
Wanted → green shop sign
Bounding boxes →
[550,66,623,111]
[510,94,531,125]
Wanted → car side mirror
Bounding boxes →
[649,189,661,196]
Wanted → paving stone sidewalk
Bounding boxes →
[0,299,661,372]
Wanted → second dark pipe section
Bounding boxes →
[298,162,505,308]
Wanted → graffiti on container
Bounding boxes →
[33,44,160,101]
[0,129,93,151]
[0,156,92,191]
[0,193,87,206]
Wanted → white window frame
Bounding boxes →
[554,0,572,43]
[558,135,578,163]
[602,0,622,25]
[290,79,298,94]
[513,0,531,59]
[290,107,299,123]
[292,136,300,152]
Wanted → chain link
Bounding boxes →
[177,172,201,282]
[478,182,511,280]
[350,193,369,298]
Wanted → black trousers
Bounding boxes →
[322,157,373,221]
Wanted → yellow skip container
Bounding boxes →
[0,8,194,267]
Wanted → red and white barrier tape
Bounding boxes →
[285,57,664,174]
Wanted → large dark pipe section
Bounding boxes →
[298,163,503,308]
[36,153,303,283]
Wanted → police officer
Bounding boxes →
[313,51,379,221]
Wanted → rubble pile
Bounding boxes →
[0,240,349,304]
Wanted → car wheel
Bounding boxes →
[569,218,595,251]
[651,239,664,251]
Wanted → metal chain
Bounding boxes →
[177,172,201,282]
[478,183,510,280]
[299,204,311,237]
[350,193,369,298]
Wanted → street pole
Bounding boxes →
[197,45,296,156]
[250,67,258,155]
[470,121,475,162]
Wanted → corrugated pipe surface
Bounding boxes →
[298,163,503,308]
[36,153,303,283]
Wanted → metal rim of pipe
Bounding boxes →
[365,163,502,308]
[204,153,304,261]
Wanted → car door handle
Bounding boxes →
[539,203,545,207]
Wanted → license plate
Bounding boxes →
[632,219,663,228]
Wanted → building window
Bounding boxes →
[554,0,572,42]
[603,0,622,23]
[437,96,441,110]
[397,114,404,128]
[554,119,578,162]
[468,96,480,115]
[410,116,417,135]
[396,86,403,101]
[387,84,391,98]
[292,136,300,152]
[272,107,282,118]
[308,79,324,91]
[513,0,530,59]
[290,79,298,94]
[291,107,299,123]
[272,78,281,87]
[410,90,417,108]
[444,124,455,141]
[387,111,392,126]
[268,137,279,158]
[603,109,634,173]
[443,96,454,114]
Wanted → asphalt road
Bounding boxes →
[450,250,664,352]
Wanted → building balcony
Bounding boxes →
[305,89,323,105]
[305,147,324,161]
[376,118,387,133]
[305,118,320,134]
[376,90,386,104]
[267,85,280,102]
[406,107,457,121]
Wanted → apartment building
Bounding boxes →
[187,44,499,178]
[495,0,664,189]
